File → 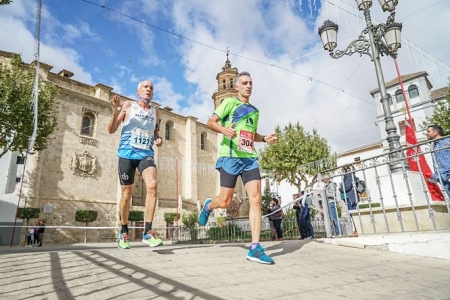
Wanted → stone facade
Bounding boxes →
[0,50,224,244]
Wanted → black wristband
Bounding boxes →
[262,136,266,143]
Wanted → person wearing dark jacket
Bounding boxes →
[37,221,45,247]
[338,165,359,237]
[339,166,360,211]
[293,193,308,239]
[267,198,283,241]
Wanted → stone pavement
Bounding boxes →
[0,239,449,300]
[324,231,450,260]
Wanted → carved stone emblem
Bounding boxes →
[79,137,98,146]
[69,151,97,177]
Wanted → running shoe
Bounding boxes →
[198,198,212,226]
[246,244,275,265]
[118,232,130,250]
[142,230,163,247]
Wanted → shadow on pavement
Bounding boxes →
[74,250,224,300]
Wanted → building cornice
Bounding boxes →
[338,142,383,157]
[370,71,430,96]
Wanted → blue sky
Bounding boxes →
[1,0,449,153]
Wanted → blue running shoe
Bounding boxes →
[246,244,274,264]
[198,198,212,226]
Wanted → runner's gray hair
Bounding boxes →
[235,71,251,85]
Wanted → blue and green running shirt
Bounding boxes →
[214,97,260,158]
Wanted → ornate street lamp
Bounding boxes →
[318,0,404,172]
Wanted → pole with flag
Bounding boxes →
[394,59,444,201]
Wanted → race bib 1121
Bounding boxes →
[130,128,153,150]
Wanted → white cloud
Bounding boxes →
[2,0,448,155]
[0,0,93,84]
[153,77,184,111]
[169,0,450,153]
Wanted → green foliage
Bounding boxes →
[206,223,243,240]
[310,208,318,220]
[0,54,59,158]
[261,189,273,214]
[75,210,98,226]
[259,122,334,190]
[164,212,180,224]
[422,85,450,135]
[358,203,381,209]
[0,0,12,5]
[128,211,144,222]
[216,216,226,226]
[17,207,40,226]
[284,208,296,221]
[182,210,198,241]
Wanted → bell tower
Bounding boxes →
[212,51,239,109]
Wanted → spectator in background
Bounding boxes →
[323,175,341,236]
[37,221,45,247]
[339,165,360,211]
[267,198,284,241]
[33,224,39,246]
[266,201,278,241]
[427,124,450,199]
[26,225,34,247]
[302,191,315,239]
[339,165,360,237]
[293,193,308,240]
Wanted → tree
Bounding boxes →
[75,210,98,226]
[0,54,58,158]
[163,212,180,224]
[0,0,13,5]
[259,122,335,191]
[17,207,40,227]
[261,189,273,215]
[75,210,98,243]
[164,212,180,239]
[423,85,450,135]
[181,210,198,241]
[129,211,144,240]
[129,211,144,223]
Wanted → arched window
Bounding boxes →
[395,89,404,103]
[408,84,419,98]
[200,132,207,150]
[165,121,174,140]
[80,112,96,137]
[229,78,233,89]
[222,79,226,90]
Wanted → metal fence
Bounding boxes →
[165,218,328,244]
[315,136,450,236]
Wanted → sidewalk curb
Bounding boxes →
[322,232,450,260]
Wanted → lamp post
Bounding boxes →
[318,0,404,172]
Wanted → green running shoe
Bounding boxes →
[142,230,163,247]
[118,233,130,250]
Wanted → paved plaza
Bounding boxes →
[0,239,449,300]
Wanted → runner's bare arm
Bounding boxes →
[154,107,163,147]
[108,96,130,134]
[207,114,236,139]
[256,132,277,144]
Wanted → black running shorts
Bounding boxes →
[118,156,156,185]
